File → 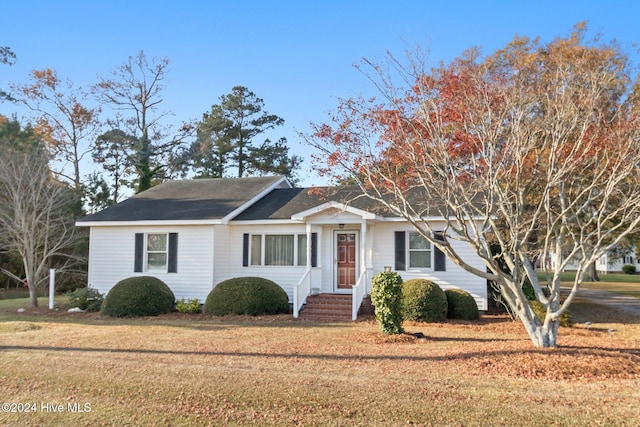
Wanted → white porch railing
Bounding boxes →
[293,267,312,318]
[351,269,370,321]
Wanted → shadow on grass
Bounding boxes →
[1,343,637,363]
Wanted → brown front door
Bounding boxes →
[336,232,357,290]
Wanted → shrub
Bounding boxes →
[529,300,573,327]
[101,276,175,317]
[67,286,104,312]
[176,298,201,314]
[445,288,479,321]
[370,271,404,334]
[621,264,636,274]
[402,279,447,323]
[203,277,289,316]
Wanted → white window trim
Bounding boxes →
[146,232,168,272]
[249,233,308,267]
[407,231,434,271]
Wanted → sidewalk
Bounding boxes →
[573,288,640,316]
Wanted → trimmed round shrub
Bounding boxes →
[529,300,573,327]
[621,264,636,275]
[445,288,479,321]
[203,277,289,316]
[402,279,447,323]
[101,276,175,317]
[370,271,404,334]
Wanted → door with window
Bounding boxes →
[335,232,358,292]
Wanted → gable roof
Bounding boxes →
[77,176,290,224]
[233,186,394,221]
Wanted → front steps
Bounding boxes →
[298,294,373,321]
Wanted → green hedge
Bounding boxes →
[445,288,479,320]
[402,279,447,323]
[101,276,175,317]
[203,277,289,316]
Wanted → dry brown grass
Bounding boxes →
[0,297,639,426]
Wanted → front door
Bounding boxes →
[336,232,357,292]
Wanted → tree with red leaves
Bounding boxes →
[308,24,640,348]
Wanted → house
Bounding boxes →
[549,247,640,274]
[76,176,488,319]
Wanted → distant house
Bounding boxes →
[549,246,640,274]
[76,176,487,319]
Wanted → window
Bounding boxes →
[134,233,178,273]
[394,231,445,271]
[265,235,294,266]
[297,234,308,266]
[409,232,432,269]
[250,235,262,266]
[146,233,168,270]
[248,233,308,266]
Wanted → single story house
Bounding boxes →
[547,247,640,274]
[76,176,488,319]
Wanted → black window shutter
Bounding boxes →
[311,232,318,267]
[434,231,446,271]
[394,231,406,271]
[168,233,178,273]
[134,233,144,272]
[242,233,249,267]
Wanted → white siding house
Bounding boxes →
[76,176,488,319]
[547,246,639,274]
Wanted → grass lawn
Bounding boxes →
[538,271,640,298]
[0,296,639,426]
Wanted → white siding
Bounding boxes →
[371,222,488,310]
[86,219,488,311]
[226,224,310,302]
[87,225,215,301]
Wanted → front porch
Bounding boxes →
[290,202,380,320]
[296,293,374,321]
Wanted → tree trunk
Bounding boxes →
[498,279,559,347]
[29,285,38,307]
[586,262,600,282]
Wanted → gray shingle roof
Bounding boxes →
[234,186,395,220]
[77,176,287,222]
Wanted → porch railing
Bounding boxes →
[293,267,312,318]
[351,269,370,321]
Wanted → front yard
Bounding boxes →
[0,295,639,426]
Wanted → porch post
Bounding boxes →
[306,223,312,269]
[360,222,367,277]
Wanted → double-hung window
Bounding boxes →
[146,233,168,271]
[394,230,445,272]
[408,232,432,269]
[134,232,178,273]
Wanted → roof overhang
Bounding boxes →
[75,219,224,227]
[291,201,384,222]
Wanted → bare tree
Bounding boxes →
[11,69,101,189]
[0,132,83,307]
[308,25,640,347]
[94,51,190,192]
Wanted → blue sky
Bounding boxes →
[2,1,639,186]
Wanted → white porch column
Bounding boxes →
[306,222,312,269]
[360,222,367,280]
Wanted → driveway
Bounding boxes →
[574,288,640,317]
